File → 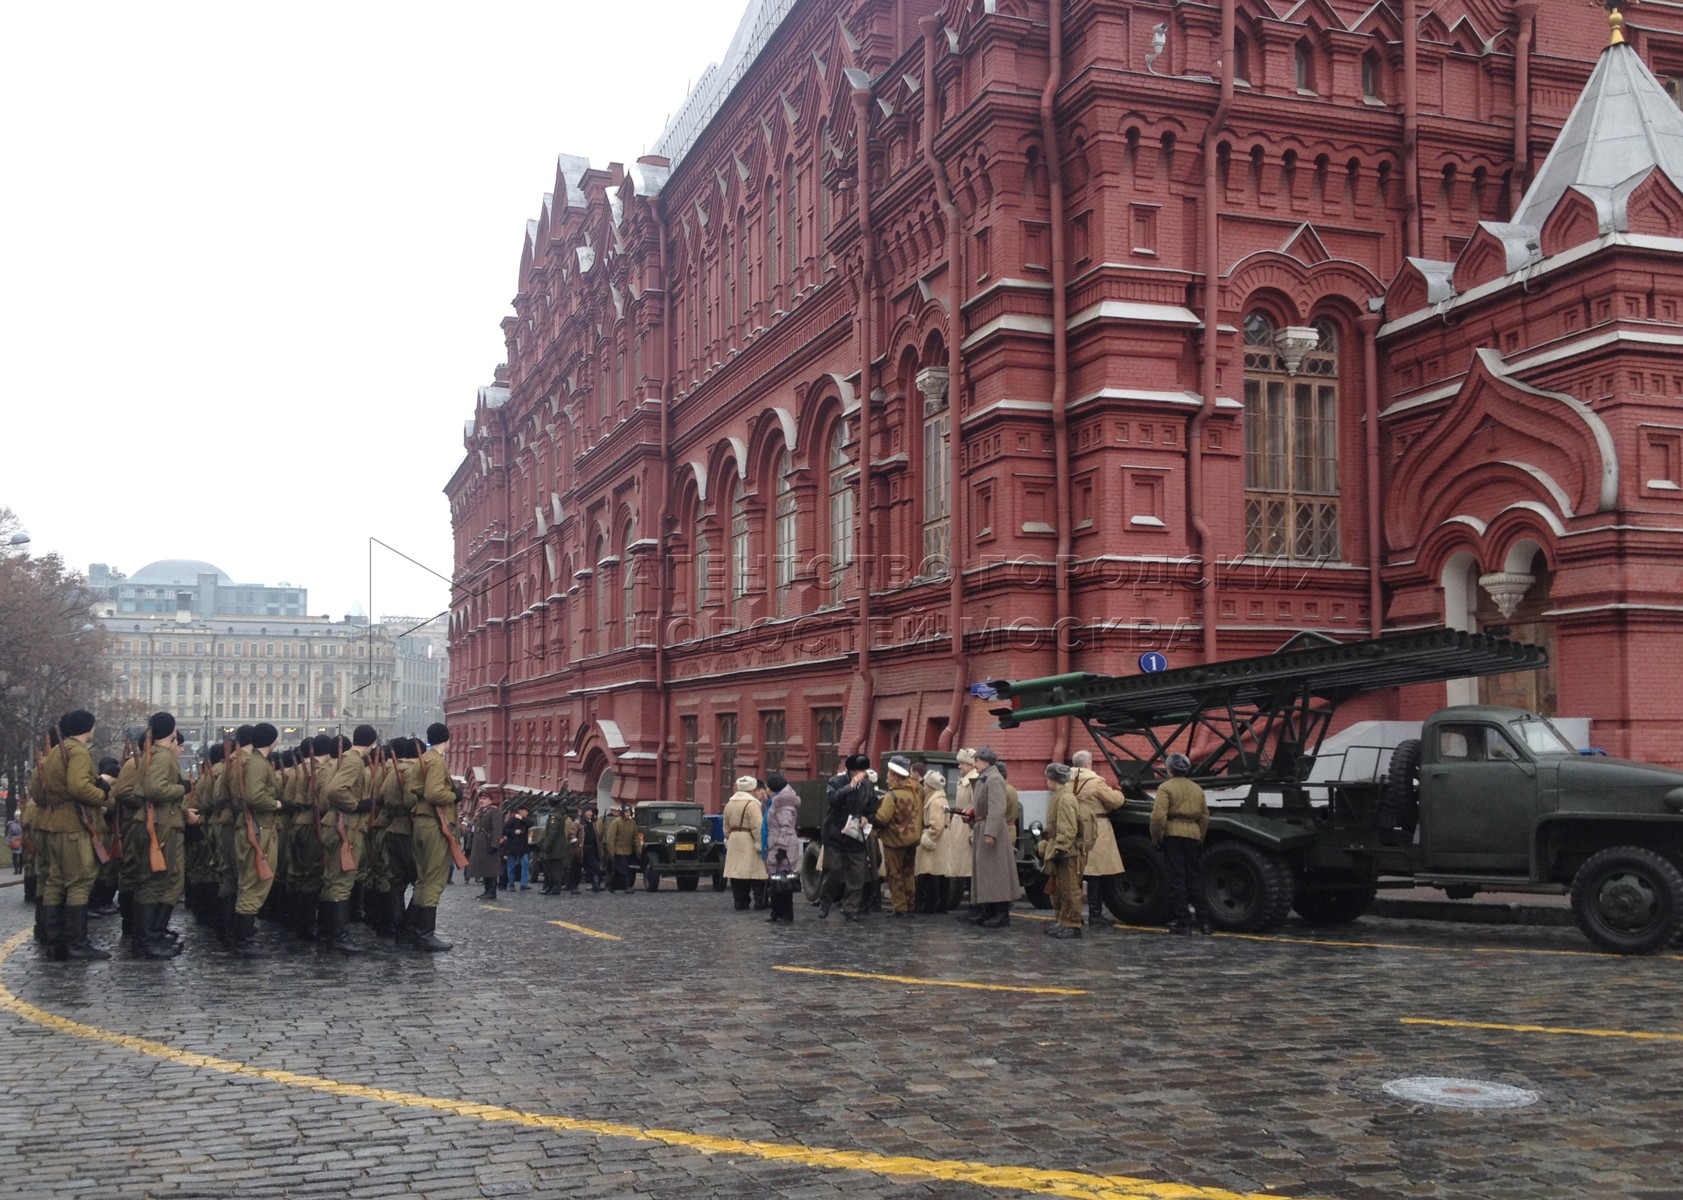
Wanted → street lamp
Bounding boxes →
[7,533,29,547]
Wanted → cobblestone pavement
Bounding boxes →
[0,883,1680,1199]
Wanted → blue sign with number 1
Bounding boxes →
[1138,652,1168,674]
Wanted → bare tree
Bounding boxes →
[0,509,110,816]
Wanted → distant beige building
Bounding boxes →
[382,614,450,736]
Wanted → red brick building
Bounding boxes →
[445,0,1683,805]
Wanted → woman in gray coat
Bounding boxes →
[762,773,801,923]
[467,801,505,900]
[965,749,1020,928]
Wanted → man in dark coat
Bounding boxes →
[819,754,875,921]
[468,801,504,900]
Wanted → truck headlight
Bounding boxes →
[665,834,676,846]
[701,834,712,845]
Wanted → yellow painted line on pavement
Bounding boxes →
[480,905,513,912]
[0,930,1307,1200]
[1111,923,1683,961]
[1402,1016,1683,1043]
[547,919,622,942]
[774,964,1087,996]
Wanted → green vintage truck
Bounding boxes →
[990,630,1683,955]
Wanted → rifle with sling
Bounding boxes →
[60,723,111,866]
[235,742,274,882]
[139,734,168,875]
[439,766,470,870]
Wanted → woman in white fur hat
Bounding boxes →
[722,774,768,910]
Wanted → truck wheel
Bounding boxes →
[1112,835,1170,925]
[676,874,699,892]
[644,860,661,892]
[799,842,823,902]
[1200,842,1294,932]
[1570,846,1683,955]
[1377,738,1422,834]
[1291,882,1377,926]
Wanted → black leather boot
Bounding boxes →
[324,900,361,954]
[135,903,180,960]
[232,912,264,957]
[38,903,67,960]
[64,905,111,959]
[409,906,451,952]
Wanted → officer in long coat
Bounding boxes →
[468,798,504,900]
[1070,749,1126,923]
[1041,762,1095,938]
[964,747,1020,928]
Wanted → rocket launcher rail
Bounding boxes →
[986,629,1547,790]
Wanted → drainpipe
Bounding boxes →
[1192,0,1235,666]
[1510,4,1536,214]
[850,82,878,755]
[1360,311,1384,639]
[1403,0,1421,258]
[654,195,674,798]
[923,15,967,751]
[1039,0,1074,762]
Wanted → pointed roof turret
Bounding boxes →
[1513,28,1683,231]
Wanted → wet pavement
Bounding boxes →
[0,881,1679,1199]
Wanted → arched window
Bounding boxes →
[764,178,778,306]
[592,533,609,643]
[921,377,951,578]
[693,527,710,612]
[730,474,750,622]
[773,450,797,615]
[622,522,637,643]
[785,155,800,286]
[1243,312,1340,560]
[827,420,853,604]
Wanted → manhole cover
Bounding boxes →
[1382,1076,1540,1109]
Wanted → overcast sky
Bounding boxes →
[2,0,744,621]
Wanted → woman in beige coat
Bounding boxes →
[913,770,949,913]
[722,775,768,911]
[939,752,977,911]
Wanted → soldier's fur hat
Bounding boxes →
[234,724,255,747]
[426,722,450,746]
[251,723,279,749]
[312,733,334,757]
[1045,762,1072,784]
[845,753,871,772]
[59,709,96,738]
[352,724,378,748]
[147,711,176,741]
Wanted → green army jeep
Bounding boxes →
[634,801,725,892]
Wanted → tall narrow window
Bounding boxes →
[721,228,733,344]
[717,713,739,799]
[764,179,778,306]
[817,122,832,270]
[694,529,710,611]
[922,384,951,577]
[615,349,627,412]
[701,254,712,349]
[622,523,637,643]
[688,265,699,361]
[827,420,853,604]
[1294,38,1317,93]
[730,474,750,621]
[739,207,751,318]
[813,707,843,779]
[785,155,800,286]
[1243,313,1340,559]
[681,716,699,802]
[761,710,786,774]
[773,450,797,616]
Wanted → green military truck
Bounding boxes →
[633,800,725,891]
[990,629,1683,955]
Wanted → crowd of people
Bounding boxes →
[13,706,1215,963]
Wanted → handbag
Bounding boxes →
[767,869,799,895]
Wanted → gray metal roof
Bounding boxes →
[651,0,800,169]
[1515,42,1683,230]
